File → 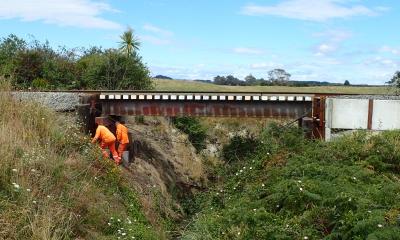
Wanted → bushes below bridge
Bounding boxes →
[181,123,400,239]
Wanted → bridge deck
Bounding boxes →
[98,93,314,118]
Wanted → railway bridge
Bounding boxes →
[14,90,399,140]
[79,91,326,139]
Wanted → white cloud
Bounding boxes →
[241,0,378,21]
[364,56,399,68]
[315,43,337,56]
[313,30,351,57]
[251,62,282,69]
[233,47,264,55]
[143,23,173,37]
[139,35,171,45]
[314,30,352,42]
[0,0,121,29]
[381,46,400,56]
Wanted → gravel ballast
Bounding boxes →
[11,92,82,111]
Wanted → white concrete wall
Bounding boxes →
[325,98,400,140]
[372,100,400,130]
[327,98,369,129]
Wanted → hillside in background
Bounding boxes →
[153,79,393,94]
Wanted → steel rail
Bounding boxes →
[12,90,379,95]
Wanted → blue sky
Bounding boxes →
[0,0,399,84]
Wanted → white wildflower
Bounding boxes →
[261,183,265,187]
[26,188,31,192]
[304,237,309,240]
[122,233,126,236]
[299,187,303,191]
[32,200,37,204]
[108,222,111,226]
[378,224,383,228]
[12,169,17,172]
[297,180,302,183]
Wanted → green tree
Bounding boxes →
[244,74,257,85]
[344,80,350,86]
[77,49,152,90]
[119,27,140,57]
[0,34,26,78]
[268,68,291,85]
[387,71,400,89]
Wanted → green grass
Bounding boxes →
[0,80,160,239]
[154,79,394,94]
[181,124,400,239]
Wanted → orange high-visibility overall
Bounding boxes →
[92,125,120,164]
[116,123,130,158]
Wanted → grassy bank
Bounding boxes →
[181,124,400,239]
[154,79,393,94]
[0,81,160,239]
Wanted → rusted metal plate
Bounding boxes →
[367,99,374,130]
[95,117,113,126]
[100,100,312,118]
[312,97,326,139]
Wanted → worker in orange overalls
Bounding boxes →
[115,121,130,159]
[91,124,121,164]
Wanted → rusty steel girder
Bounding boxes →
[101,100,312,118]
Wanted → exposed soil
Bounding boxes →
[120,117,205,233]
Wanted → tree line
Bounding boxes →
[213,69,346,87]
[0,28,153,90]
[214,69,400,88]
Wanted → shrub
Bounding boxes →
[172,116,207,152]
[0,33,153,90]
[181,124,400,239]
[222,135,260,163]
[31,78,49,90]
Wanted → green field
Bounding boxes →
[154,79,394,94]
